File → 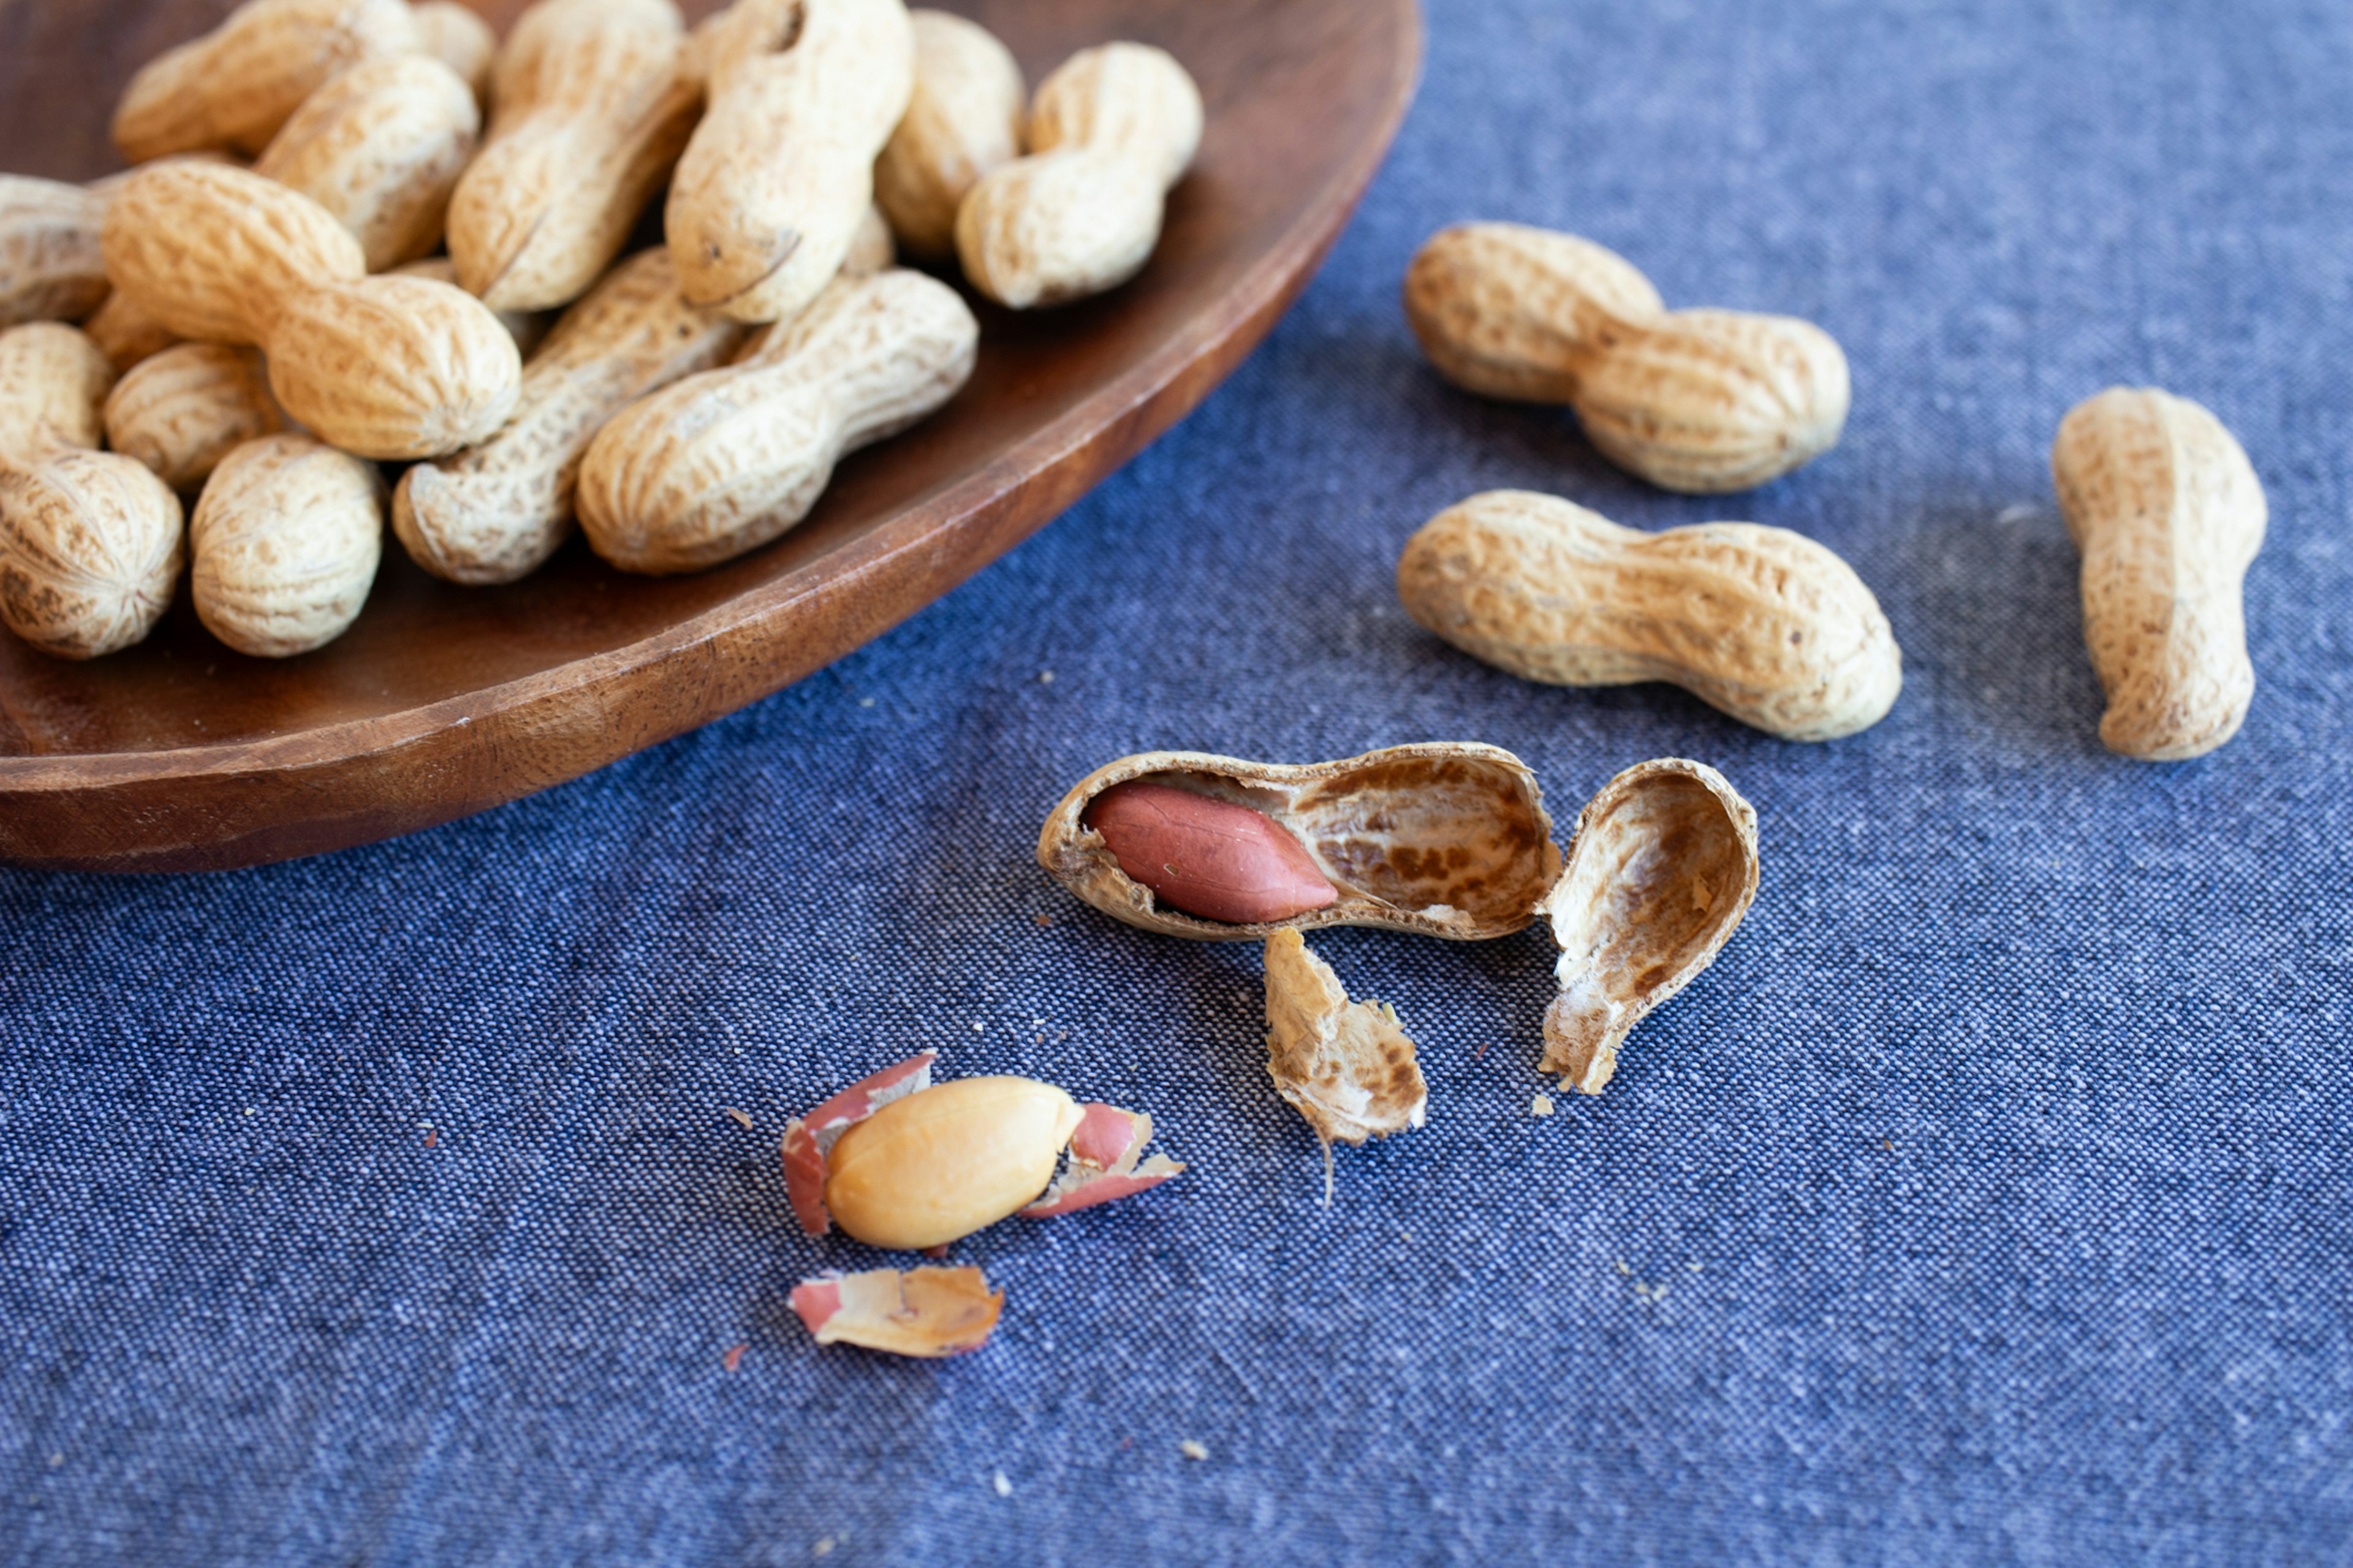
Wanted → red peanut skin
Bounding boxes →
[1083,781,1337,925]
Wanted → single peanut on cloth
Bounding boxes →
[410,0,498,106]
[1264,929,1427,1198]
[2051,387,2267,762]
[190,433,384,657]
[1397,490,1902,741]
[447,0,702,312]
[577,267,976,574]
[104,344,290,493]
[102,162,521,458]
[781,1052,1183,1251]
[0,176,112,327]
[955,42,1202,309]
[0,324,182,659]
[666,0,915,324]
[394,249,747,585]
[254,52,482,272]
[790,1265,1002,1358]
[1539,759,1759,1095]
[1404,222,1850,493]
[874,9,1025,261]
[1038,743,1562,942]
[1084,780,1337,925]
[112,0,423,162]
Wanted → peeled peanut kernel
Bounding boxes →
[1040,743,1563,942]
[1397,489,1902,741]
[103,344,290,493]
[666,0,915,324]
[112,0,423,162]
[874,9,1025,260]
[448,0,702,312]
[393,248,747,585]
[0,175,112,327]
[254,51,482,272]
[104,162,521,459]
[2050,387,2267,762]
[1085,780,1338,925]
[577,267,977,574]
[191,433,384,657]
[1539,759,1759,1095]
[824,1076,1084,1251]
[955,42,1202,309]
[1404,222,1850,493]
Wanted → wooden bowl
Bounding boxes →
[0,0,1420,871]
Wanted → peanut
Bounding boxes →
[665,0,914,324]
[576,267,976,574]
[1404,222,1851,493]
[843,203,897,278]
[189,433,384,657]
[1539,758,1759,1095]
[822,1076,1083,1251]
[447,0,702,312]
[391,256,550,355]
[393,248,745,585]
[82,290,181,371]
[112,0,423,162]
[254,52,482,271]
[955,42,1202,309]
[1084,780,1338,925]
[104,162,520,458]
[411,0,498,106]
[1396,490,1901,741]
[0,176,111,327]
[0,327,183,659]
[1264,929,1427,1159]
[1040,744,1563,942]
[874,9,1025,261]
[2051,387,2267,761]
[104,344,290,493]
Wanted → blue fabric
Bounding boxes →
[8,0,2353,1561]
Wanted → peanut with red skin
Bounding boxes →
[1083,780,1338,925]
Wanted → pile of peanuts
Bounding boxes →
[0,0,1202,659]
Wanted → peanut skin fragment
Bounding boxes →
[790,1265,1002,1357]
[1083,779,1338,925]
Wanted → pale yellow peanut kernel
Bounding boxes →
[823,1076,1083,1251]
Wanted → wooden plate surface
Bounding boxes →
[0,0,1420,871]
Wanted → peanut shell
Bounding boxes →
[112,0,423,162]
[2050,387,2267,762]
[411,0,498,105]
[0,323,117,467]
[874,9,1025,260]
[0,450,184,660]
[0,176,112,327]
[82,290,181,371]
[254,51,482,271]
[1539,758,1759,1094]
[267,273,521,458]
[665,0,915,324]
[190,433,384,657]
[1038,743,1563,942]
[1264,929,1428,1151]
[1397,489,1902,741]
[103,344,290,493]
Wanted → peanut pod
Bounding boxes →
[2050,387,2267,762]
[1397,489,1902,742]
[391,256,550,355]
[0,175,112,327]
[666,0,914,324]
[956,42,1202,309]
[394,248,746,585]
[576,267,976,574]
[104,344,291,493]
[874,9,1025,261]
[191,433,384,657]
[411,0,498,105]
[1404,222,1850,493]
[112,0,423,162]
[83,290,181,371]
[1039,743,1563,942]
[0,455,184,661]
[0,323,116,466]
[1540,758,1759,1095]
[103,162,520,458]
[254,51,482,271]
[448,0,701,312]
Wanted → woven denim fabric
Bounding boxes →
[7,0,2353,1562]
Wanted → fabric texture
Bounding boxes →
[6,0,2352,1562]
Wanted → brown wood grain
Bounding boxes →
[0,0,1422,871]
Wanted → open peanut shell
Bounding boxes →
[1540,758,1759,1094]
[1037,743,1563,941]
